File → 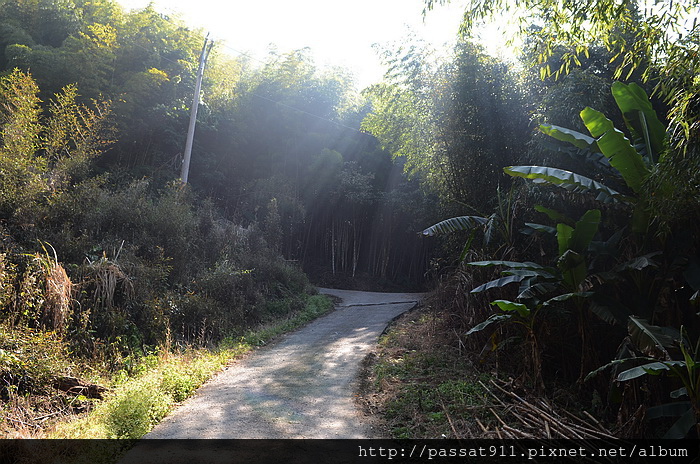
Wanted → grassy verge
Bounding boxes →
[2,294,333,439]
[358,304,496,439]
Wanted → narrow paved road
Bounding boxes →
[143,288,422,439]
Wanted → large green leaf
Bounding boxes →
[616,361,681,381]
[611,81,667,163]
[647,401,693,419]
[504,165,628,203]
[543,292,593,306]
[422,215,488,236]
[589,297,632,326]
[663,407,696,439]
[580,107,650,193]
[558,249,587,289]
[468,260,550,271]
[470,275,530,294]
[557,223,574,256]
[569,209,601,254]
[517,282,559,300]
[540,124,598,150]
[491,299,530,318]
[466,313,513,336]
[628,316,681,359]
[614,252,661,273]
[534,204,575,226]
[647,402,696,439]
[521,223,557,236]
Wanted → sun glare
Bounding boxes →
[117,0,477,88]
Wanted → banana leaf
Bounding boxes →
[491,299,530,317]
[611,81,667,163]
[422,215,488,236]
[505,165,628,203]
[466,313,513,336]
[580,107,650,193]
[540,124,598,150]
[628,316,681,359]
[470,274,530,294]
[569,209,601,254]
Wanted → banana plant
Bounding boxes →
[588,319,700,438]
[422,185,517,261]
[505,81,666,234]
[465,208,600,385]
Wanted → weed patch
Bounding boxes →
[358,304,496,439]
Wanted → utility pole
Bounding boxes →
[180,34,214,184]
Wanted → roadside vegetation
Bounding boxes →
[360,0,700,440]
[2,294,332,438]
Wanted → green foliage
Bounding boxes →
[591,322,700,438]
[0,323,72,396]
[363,38,529,208]
[103,377,171,439]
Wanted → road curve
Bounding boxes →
[142,288,422,439]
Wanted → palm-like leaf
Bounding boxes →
[580,107,650,193]
[504,165,629,203]
[628,316,681,360]
[611,81,667,163]
[422,215,488,236]
[471,274,531,294]
[540,124,598,150]
[466,313,513,336]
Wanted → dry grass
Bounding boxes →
[83,256,134,311]
[356,300,498,439]
[357,294,621,440]
[43,262,72,333]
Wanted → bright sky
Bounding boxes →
[116,0,490,89]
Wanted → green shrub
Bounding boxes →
[160,365,196,402]
[0,323,72,396]
[103,379,171,439]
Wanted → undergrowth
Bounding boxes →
[359,303,496,439]
[1,294,333,440]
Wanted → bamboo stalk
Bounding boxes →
[475,418,489,434]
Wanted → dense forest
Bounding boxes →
[0,0,699,440]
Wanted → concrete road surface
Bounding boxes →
[141,288,422,439]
